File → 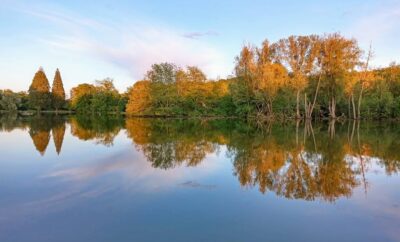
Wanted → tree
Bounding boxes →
[235,40,288,117]
[126,81,152,115]
[275,35,320,119]
[319,34,361,119]
[146,63,178,112]
[29,67,51,111]
[355,45,374,119]
[51,68,66,112]
[235,44,257,90]
[70,83,96,107]
[186,66,207,83]
[146,63,177,84]
[0,90,21,111]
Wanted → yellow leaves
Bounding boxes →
[125,118,152,145]
[319,33,361,77]
[70,83,96,107]
[29,68,50,93]
[255,62,288,98]
[125,80,151,115]
[235,45,257,83]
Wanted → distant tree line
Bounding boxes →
[125,33,400,120]
[2,33,400,119]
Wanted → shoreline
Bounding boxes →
[1,110,400,121]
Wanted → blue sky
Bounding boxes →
[1,0,399,93]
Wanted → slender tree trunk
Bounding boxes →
[296,90,301,119]
[329,96,336,119]
[304,93,308,119]
[357,86,364,120]
[348,97,351,119]
[296,119,300,146]
[308,74,322,120]
[351,94,356,120]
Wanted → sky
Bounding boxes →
[1,0,400,93]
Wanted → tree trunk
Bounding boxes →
[357,86,364,120]
[304,93,308,119]
[351,94,356,120]
[348,97,351,119]
[330,96,336,119]
[296,90,301,119]
[308,74,322,120]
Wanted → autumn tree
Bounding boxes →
[235,40,288,117]
[51,68,66,112]
[126,80,152,115]
[29,67,51,111]
[355,45,374,119]
[235,44,257,90]
[319,34,361,119]
[275,35,320,119]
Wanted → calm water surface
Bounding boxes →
[0,114,399,242]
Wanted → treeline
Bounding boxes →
[2,33,400,119]
[0,68,66,112]
[0,68,126,114]
[125,33,400,120]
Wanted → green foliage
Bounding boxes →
[0,90,27,111]
[146,63,177,84]
[71,78,125,113]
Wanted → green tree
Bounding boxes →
[0,90,21,111]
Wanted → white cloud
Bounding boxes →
[24,7,231,82]
[349,4,400,43]
[345,1,400,66]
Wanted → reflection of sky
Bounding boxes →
[0,126,400,242]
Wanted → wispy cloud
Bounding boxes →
[348,4,400,43]
[19,6,231,81]
[344,0,400,66]
[183,31,219,39]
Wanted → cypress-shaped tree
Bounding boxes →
[29,67,51,111]
[51,68,66,112]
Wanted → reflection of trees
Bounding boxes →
[28,115,64,156]
[30,129,50,156]
[70,115,123,146]
[228,123,359,202]
[1,114,400,201]
[52,122,66,155]
[126,118,222,169]
[346,122,400,176]
[124,119,400,202]
[0,113,28,132]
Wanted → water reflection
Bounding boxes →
[1,113,400,203]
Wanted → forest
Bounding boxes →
[1,33,400,120]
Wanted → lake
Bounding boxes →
[0,114,399,242]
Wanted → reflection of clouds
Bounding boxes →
[341,167,400,242]
[45,147,223,191]
[0,146,224,227]
[179,181,216,189]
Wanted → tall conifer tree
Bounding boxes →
[51,68,66,111]
[29,67,51,111]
